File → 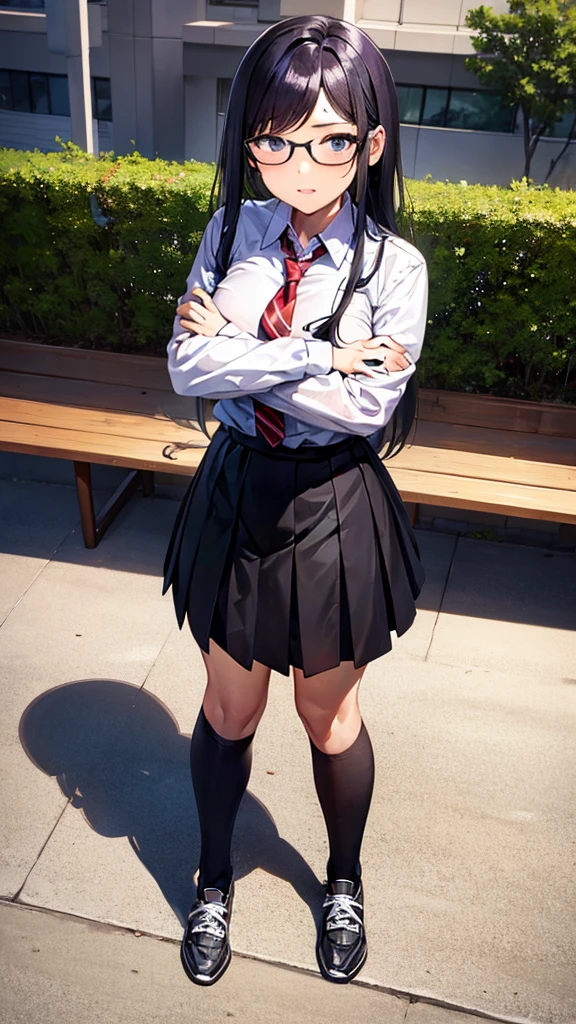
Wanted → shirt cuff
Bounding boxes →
[305,340,334,375]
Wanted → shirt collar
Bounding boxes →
[260,192,355,269]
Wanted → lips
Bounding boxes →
[297,189,316,194]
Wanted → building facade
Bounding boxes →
[0,0,574,188]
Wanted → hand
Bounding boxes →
[331,336,411,378]
[177,288,229,337]
[382,349,411,372]
[380,335,411,372]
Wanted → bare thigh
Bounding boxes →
[200,638,271,741]
[292,660,368,754]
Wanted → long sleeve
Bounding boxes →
[166,209,334,399]
[254,252,429,437]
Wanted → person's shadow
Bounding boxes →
[19,679,325,927]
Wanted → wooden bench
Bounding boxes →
[0,338,575,548]
[398,389,576,527]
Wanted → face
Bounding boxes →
[247,89,385,215]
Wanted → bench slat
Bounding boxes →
[0,396,212,446]
[410,420,576,466]
[0,419,207,474]
[388,468,576,524]
[0,339,173,390]
[418,389,576,438]
[0,369,204,421]
[394,442,576,492]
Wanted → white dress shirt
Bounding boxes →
[167,192,428,448]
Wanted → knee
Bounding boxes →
[295,695,325,742]
[295,691,362,754]
[203,687,267,741]
[294,695,345,749]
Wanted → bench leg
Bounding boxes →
[73,462,152,549]
[141,470,155,497]
[74,461,97,548]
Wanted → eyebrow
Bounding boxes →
[307,122,356,129]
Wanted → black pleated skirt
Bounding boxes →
[162,423,425,678]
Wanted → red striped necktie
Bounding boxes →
[253,227,327,448]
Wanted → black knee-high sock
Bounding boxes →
[190,705,254,896]
[309,721,375,886]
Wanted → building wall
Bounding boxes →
[385,50,478,89]
[106,0,188,161]
[360,0,510,25]
[0,108,112,153]
[0,8,109,75]
[401,125,576,190]
[0,0,574,187]
[184,76,218,166]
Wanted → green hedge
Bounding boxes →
[1,143,575,402]
[0,143,213,355]
[402,177,576,403]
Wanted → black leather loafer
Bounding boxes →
[316,878,367,984]
[180,881,234,986]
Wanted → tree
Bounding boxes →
[465,1,576,182]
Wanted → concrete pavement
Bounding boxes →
[1,474,575,1024]
[0,900,500,1024]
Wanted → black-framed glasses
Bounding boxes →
[244,132,370,167]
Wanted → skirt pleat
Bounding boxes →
[252,543,294,675]
[163,423,425,678]
[162,424,231,626]
[224,449,297,674]
[329,444,393,667]
[293,457,342,677]
[360,444,425,635]
[185,442,251,649]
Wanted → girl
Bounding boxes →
[163,15,428,987]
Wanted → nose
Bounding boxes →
[297,157,312,174]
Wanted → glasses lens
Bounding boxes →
[247,137,290,164]
[311,136,359,165]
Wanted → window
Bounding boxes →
[546,106,576,139]
[0,69,11,109]
[396,85,423,125]
[48,74,69,116]
[447,89,515,132]
[421,88,449,127]
[0,69,70,115]
[217,78,232,117]
[397,83,516,134]
[92,77,112,121]
[30,71,49,114]
[10,70,30,112]
[216,78,232,155]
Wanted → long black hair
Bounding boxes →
[197,15,417,458]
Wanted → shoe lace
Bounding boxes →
[189,900,228,940]
[323,891,363,933]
